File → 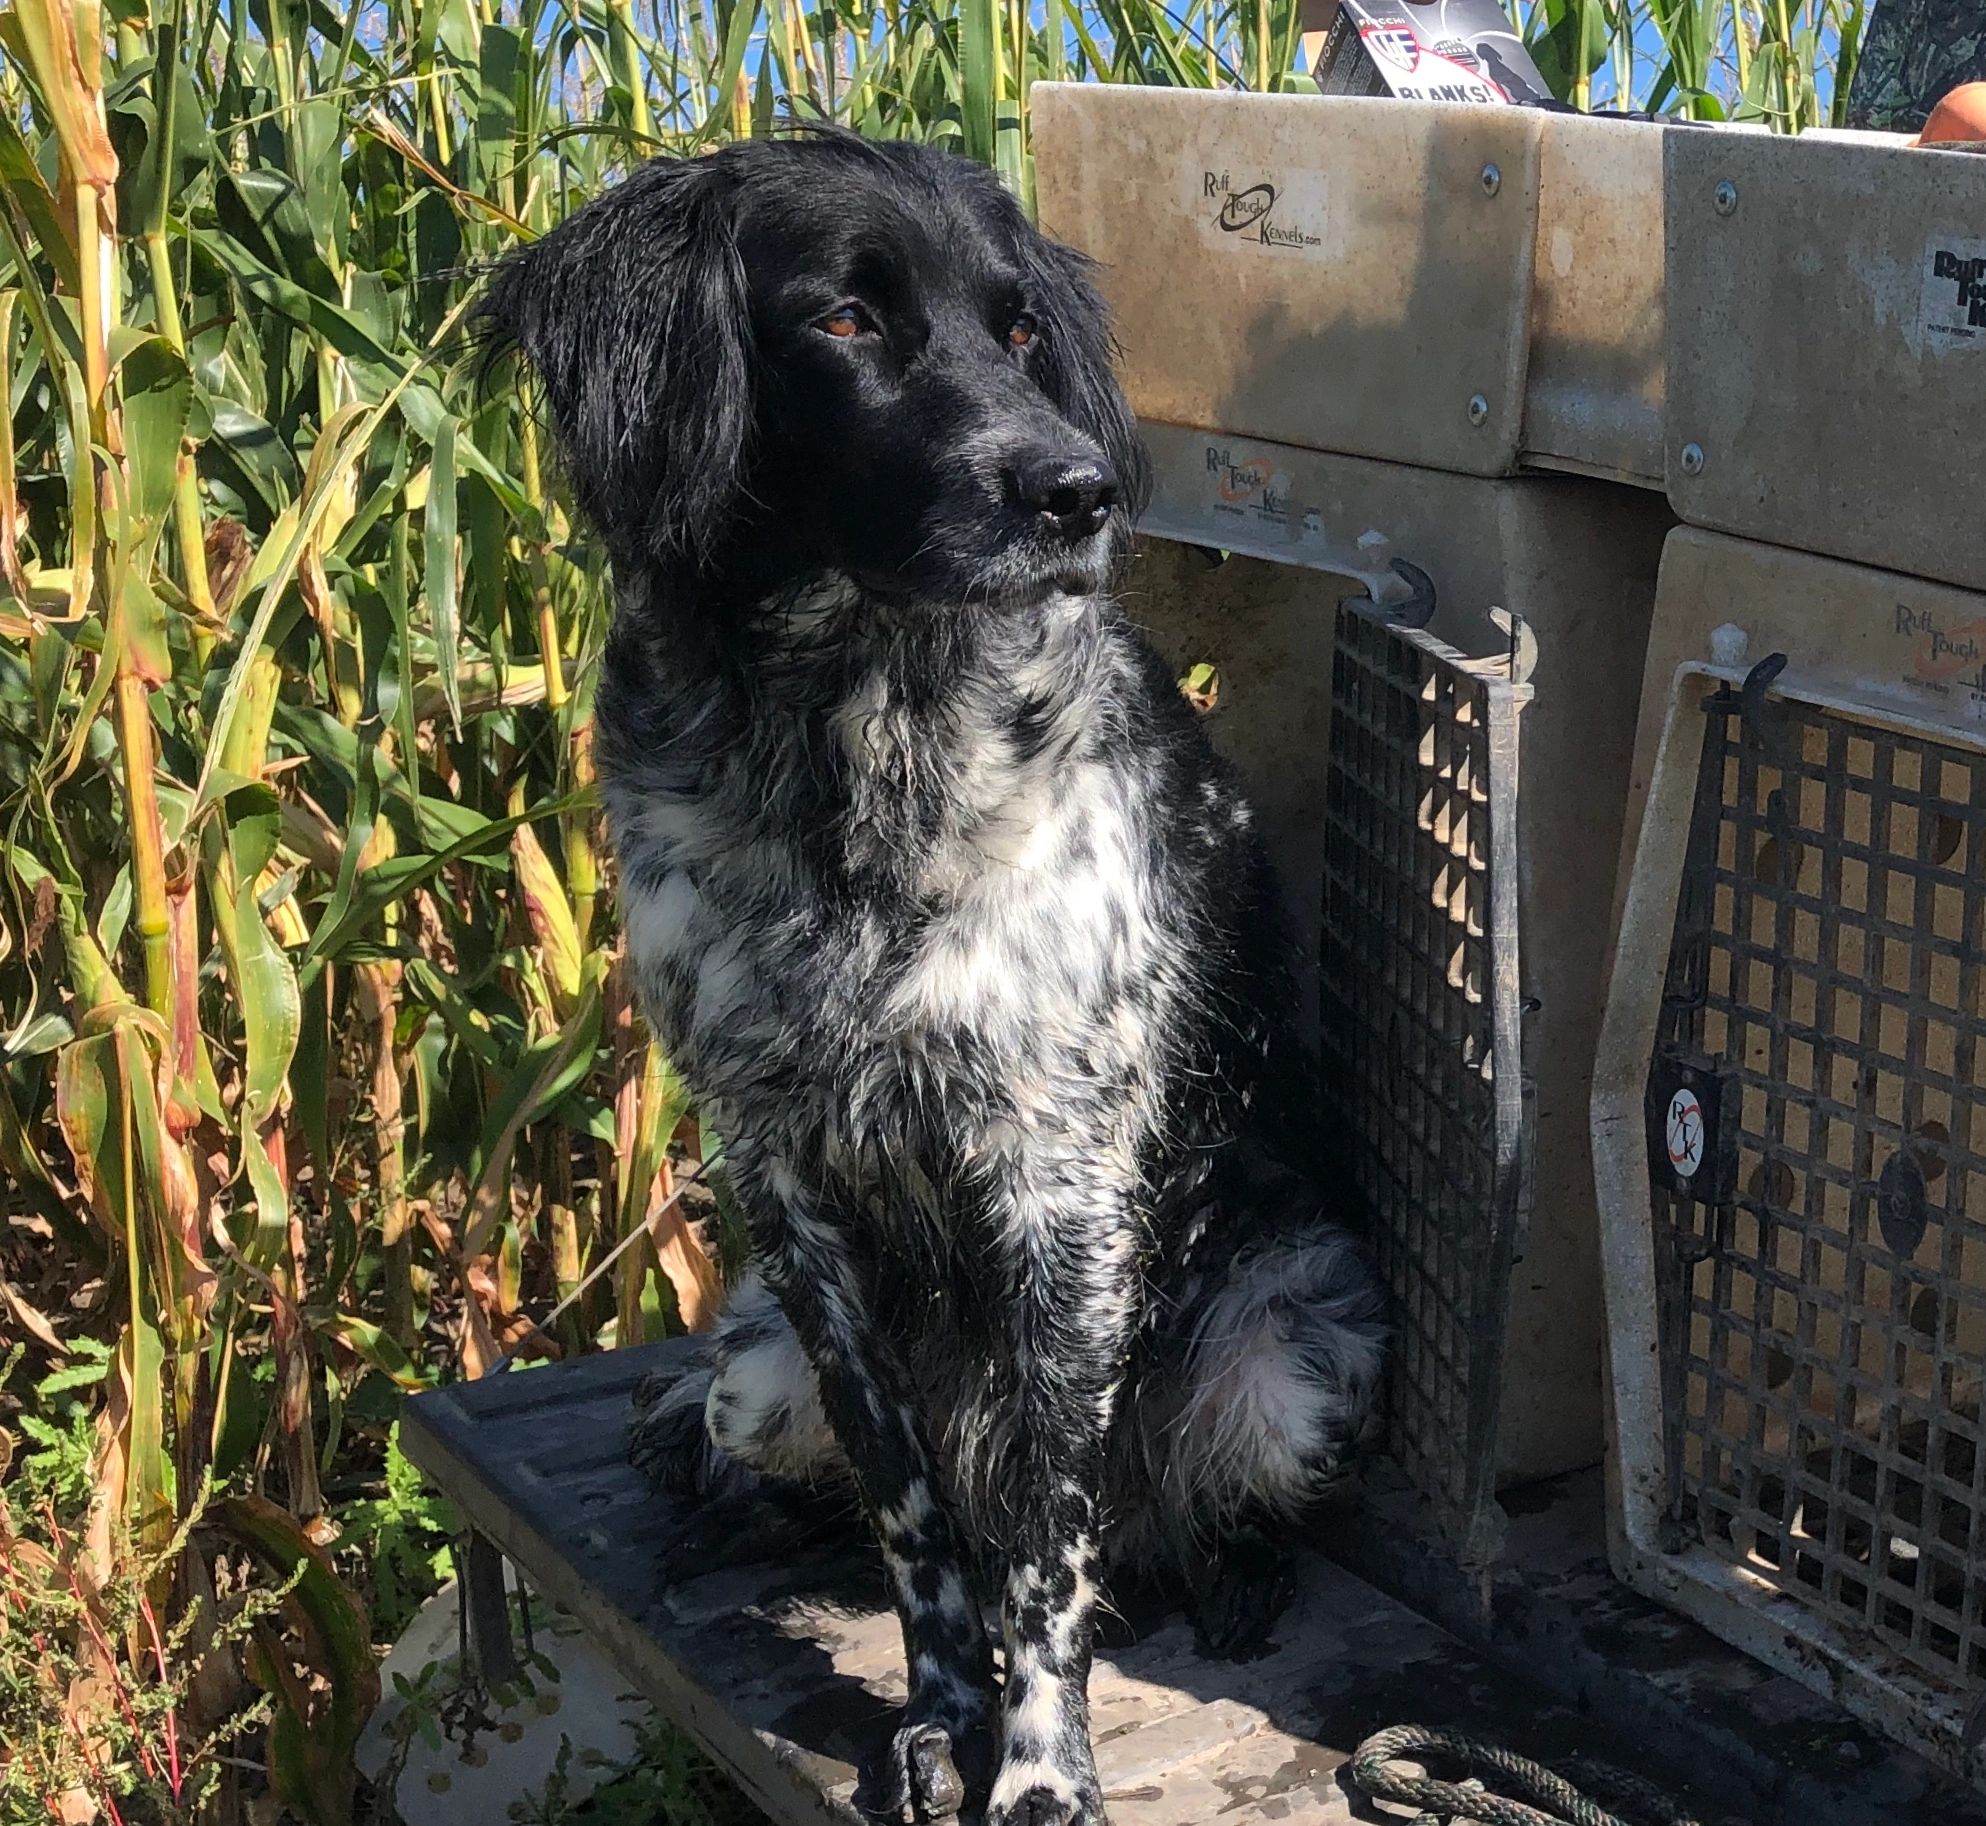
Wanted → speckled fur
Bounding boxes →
[482,129,1385,1826]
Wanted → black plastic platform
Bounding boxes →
[400,1341,1986,1826]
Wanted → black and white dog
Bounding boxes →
[482,129,1385,1826]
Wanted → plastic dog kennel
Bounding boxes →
[1031,84,1665,486]
[1595,527,1986,1785]
[1129,447,1669,1610]
[1662,126,1986,591]
[1034,84,1676,1606]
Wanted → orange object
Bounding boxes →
[1915,81,1986,149]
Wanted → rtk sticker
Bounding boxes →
[1921,236,1986,348]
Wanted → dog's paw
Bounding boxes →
[1190,1528,1296,1662]
[984,1769,1105,1826]
[866,1713,991,1823]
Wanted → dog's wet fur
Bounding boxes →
[481,129,1385,1826]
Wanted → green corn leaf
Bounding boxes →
[314,1310,435,1391]
[424,415,463,737]
[54,1029,128,1254]
[204,397,302,521]
[191,226,404,374]
[479,23,526,168]
[302,795,579,973]
[221,1493,381,1826]
[215,167,344,296]
[115,333,193,558]
[460,979,603,1259]
[217,788,303,1127]
[396,384,532,516]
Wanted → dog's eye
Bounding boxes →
[820,305,873,339]
[1008,313,1038,349]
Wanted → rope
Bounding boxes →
[1346,1725,1701,1826]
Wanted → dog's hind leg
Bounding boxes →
[628,1354,725,1496]
[734,1151,997,1825]
[1149,1223,1386,1659]
[630,1275,856,1570]
[701,1273,847,1483]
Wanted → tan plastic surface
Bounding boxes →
[1032,85,1665,485]
[1665,130,1986,590]
[1616,526,1986,933]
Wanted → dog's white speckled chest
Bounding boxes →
[604,582,1185,1202]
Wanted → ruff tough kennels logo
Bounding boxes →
[1198,168,1328,257]
[1922,237,1986,348]
[1203,444,1292,527]
[1892,600,1986,715]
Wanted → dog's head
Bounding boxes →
[481,131,1149,609]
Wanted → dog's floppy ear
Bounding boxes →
[480,155,750,567]
[1020,234,1152,520]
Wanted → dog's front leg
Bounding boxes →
[986,1177,1140,1826]
[742,1160,995,1823]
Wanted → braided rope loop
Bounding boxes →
[1346,1725,1701,1826]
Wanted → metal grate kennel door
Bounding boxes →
[1320,602,1533,1559]
[1651,673,1986,1703]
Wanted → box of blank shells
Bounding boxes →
[1594,526,1986,1787]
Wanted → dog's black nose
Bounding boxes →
[1015,454,1118,540]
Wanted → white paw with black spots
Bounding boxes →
[984,1775,1104,1826]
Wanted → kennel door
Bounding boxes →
[1320,601,1534,1559]
[1602,656,1986,1783]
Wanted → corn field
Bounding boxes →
[0,0,1871,1819]
[1532,0,1867,121]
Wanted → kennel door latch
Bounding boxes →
[1644,1051,1739,1212]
